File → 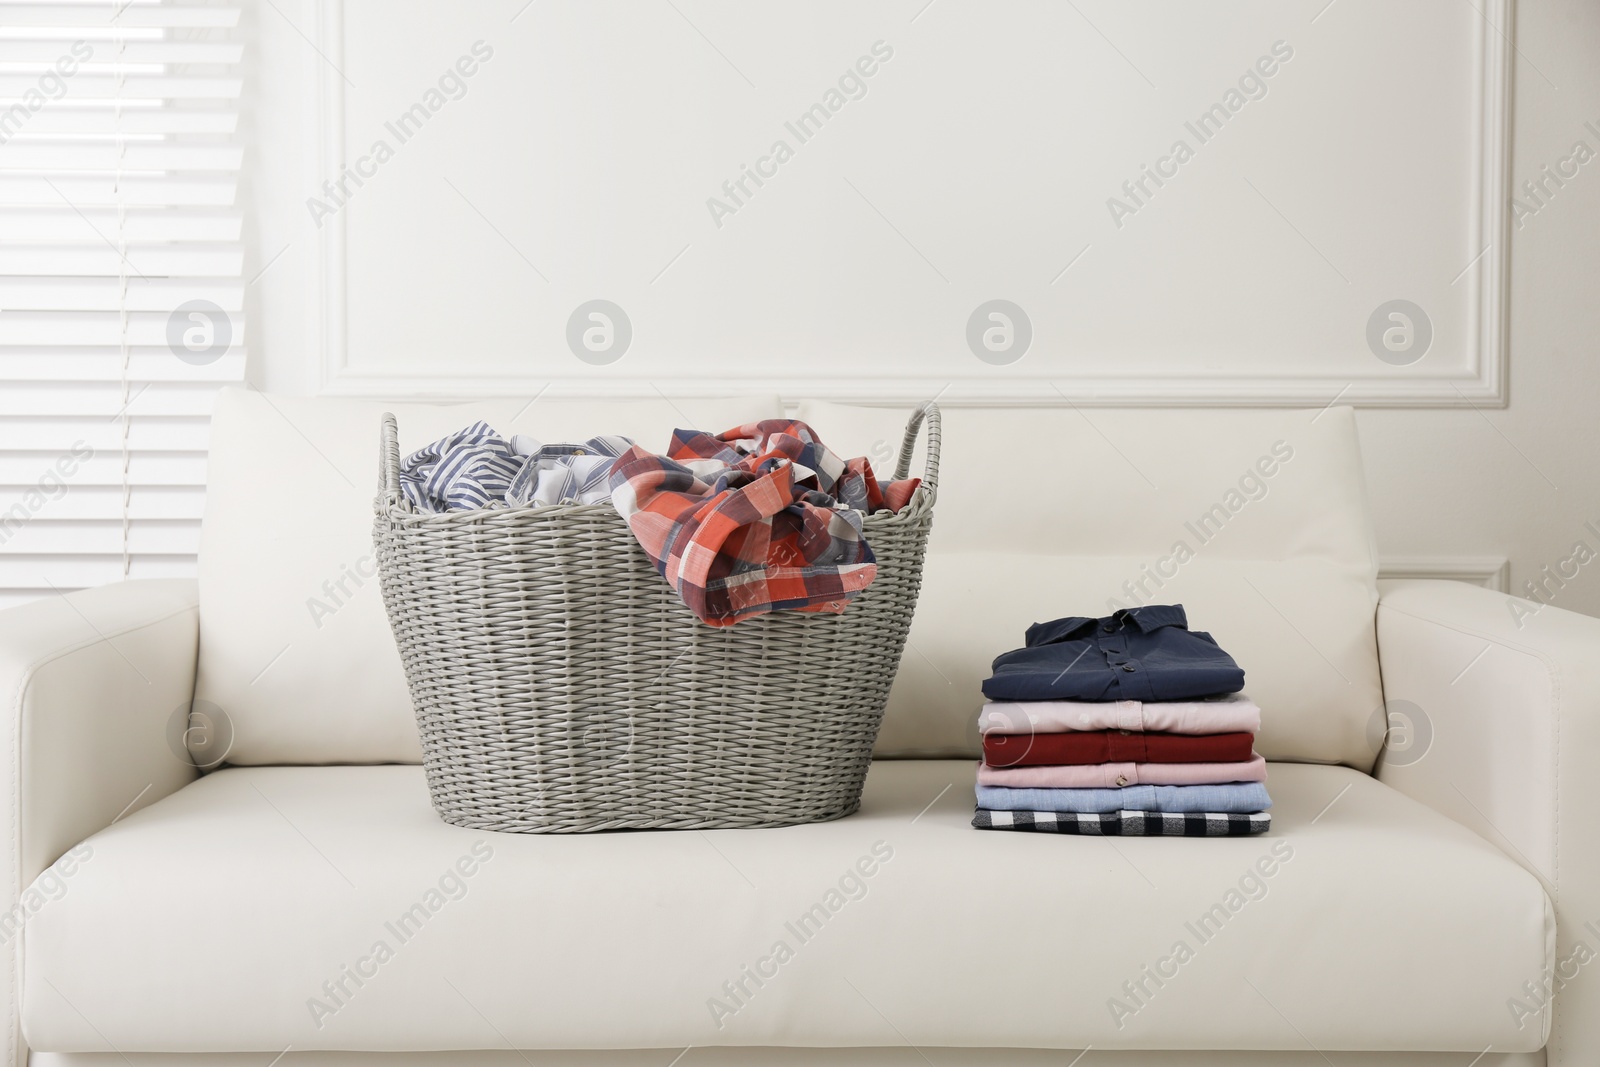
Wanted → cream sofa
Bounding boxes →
[2,388,1593,1067]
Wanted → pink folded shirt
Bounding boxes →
[978,694,1261,736]
[976,753,1268,789]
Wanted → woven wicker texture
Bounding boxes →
[373,404,940,832]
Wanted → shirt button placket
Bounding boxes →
[1116,700,1141,731]
[1101,627,1130,698]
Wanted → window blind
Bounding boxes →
[0,0,244,608]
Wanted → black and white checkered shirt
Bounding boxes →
[973,808,1270,836]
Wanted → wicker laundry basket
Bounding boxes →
[373,403,940,833]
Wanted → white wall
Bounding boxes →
[1354,0,1600,620]
[247,0,1600,619]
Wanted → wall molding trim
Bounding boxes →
[1378,556,1511,592]
[308,0,1513,408]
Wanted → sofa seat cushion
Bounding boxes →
[24,761,1549,1053]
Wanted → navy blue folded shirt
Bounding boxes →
[982,604,1245,702]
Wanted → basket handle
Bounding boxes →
[379,412,402,501]
[891,401,941,504]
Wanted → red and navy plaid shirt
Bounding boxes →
[607,420,920,627]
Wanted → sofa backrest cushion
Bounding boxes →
[798,401,1384,770]
[195,388,785,765]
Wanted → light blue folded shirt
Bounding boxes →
[975,781,1271,814]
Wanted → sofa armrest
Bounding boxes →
[1376,578,1599,1064]
[0,578,200,1067]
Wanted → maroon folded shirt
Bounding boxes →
[982,730,1256,768]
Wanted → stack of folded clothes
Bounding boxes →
[972,605,1271,836]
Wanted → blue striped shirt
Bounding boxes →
[398,421,634,513]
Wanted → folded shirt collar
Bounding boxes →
[1118,604,1189,633]
[1025,604,1190,646]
